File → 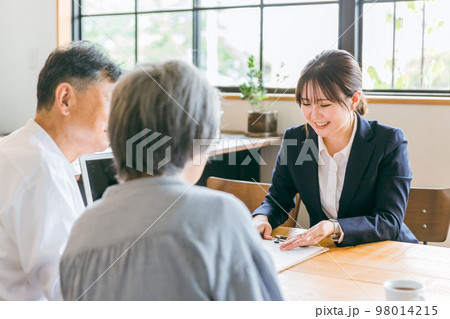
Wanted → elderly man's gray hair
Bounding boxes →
[109,60,220,180]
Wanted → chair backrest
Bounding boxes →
[404,187,450,243]
[206,176,300,227]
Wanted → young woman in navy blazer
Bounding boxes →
[252,50,418,248]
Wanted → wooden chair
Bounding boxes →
[206,176,300,227]
[404,187,450,244]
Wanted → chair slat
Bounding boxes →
[206,176,300,227]
[404,188,450,243]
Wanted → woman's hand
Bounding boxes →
[252,215,273,240]
[279,220,334,250]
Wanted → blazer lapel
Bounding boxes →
[297,129,328,222]
[338,114,375,218]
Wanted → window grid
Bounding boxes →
[362,0,449,95]
[72,0,450,96]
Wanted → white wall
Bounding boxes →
[221,98,450,247]
[0,0,57,134]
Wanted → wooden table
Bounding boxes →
[272,227,450,301]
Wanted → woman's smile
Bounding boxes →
[314,121,330,129]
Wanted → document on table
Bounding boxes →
[261,239,329,272]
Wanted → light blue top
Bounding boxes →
[60,176,283,301]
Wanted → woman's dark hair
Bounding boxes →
[295,49,367,116]
[37,41,122,111]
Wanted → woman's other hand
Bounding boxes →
[252,215,273,240]
[279,220,334,250]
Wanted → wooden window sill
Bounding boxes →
[222,93,450,105]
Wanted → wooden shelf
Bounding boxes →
[208,133,282,156]
[222,93,450,105]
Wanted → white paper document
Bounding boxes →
[261,239,329,272]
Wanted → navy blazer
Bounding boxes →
[253,113,418,246]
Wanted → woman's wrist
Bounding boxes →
[253,214,269,222]
[326,219,337,237]
[328,219,344,243]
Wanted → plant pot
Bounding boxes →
[247,110,278,137]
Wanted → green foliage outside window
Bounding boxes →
[367,0,448,90]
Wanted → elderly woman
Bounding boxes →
[59,61,282,301]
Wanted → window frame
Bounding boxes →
[71,0,450,97]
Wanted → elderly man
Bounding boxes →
[0,41,121,300]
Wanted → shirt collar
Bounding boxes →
[317,136,326,165]
[317,113,358,161]
[26,119,71,164]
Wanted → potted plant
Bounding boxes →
[239,55,278,137]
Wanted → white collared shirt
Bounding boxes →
[317,117,357,241]
[0,120,84,300]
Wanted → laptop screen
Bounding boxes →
[79,152,118,205]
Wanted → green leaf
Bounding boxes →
[396,18,403,31]
[367,66,391,89]
[385,59,393,70]
[407,2,419,14]
[394,77,404,89]
[432,60,444,77]
[394,74,409,89]
[386,12,393,24]
[367,66,380,82]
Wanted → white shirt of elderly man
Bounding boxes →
[0,42,120,301]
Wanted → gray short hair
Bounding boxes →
[109,60,220,180]
[37,41,122,111]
